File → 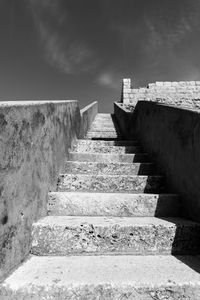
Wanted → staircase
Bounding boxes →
[1,113,200,299]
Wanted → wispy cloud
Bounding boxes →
[96,72,120,89]
[29,0,93,74]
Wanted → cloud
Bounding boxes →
[29,0,93,74]
[96,72,120,89]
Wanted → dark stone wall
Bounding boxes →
[115,101,200,222]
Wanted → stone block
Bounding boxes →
[48,192,180,217]
[57,174,165,193]
[65,161,156,175]
[31,216,200,255]
[69,152,150,163]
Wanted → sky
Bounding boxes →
[1,0,200,112]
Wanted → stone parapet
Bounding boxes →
[0,100,97,280]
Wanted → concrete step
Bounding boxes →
[91,122,116,128]
[72,144,142,154]
[88,129,119,134]
[31,216,200,255]
[75,139,139,146]
[69,152,150,163]
[48,192,180,217]
[90,122,116,127]
[94,113,114,119]
[89,125,117,131]
[57,174,165,193]
[86,131,122,139]
[65,161,156,175]
[2,255,200,299]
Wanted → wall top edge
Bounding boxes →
[80,101,98,114]
[114,102,132,113]
[0,100,78,108]
[138,100,200,114]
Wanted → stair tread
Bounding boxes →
[69,153,150,163]
[34,216,198,227]
[48,192,180,217]
[76,139,139,145]
[2,255,200,296]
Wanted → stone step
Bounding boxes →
[75,139,139,147]
[88,128,119,133]
[31,216,200,255]
[91,122,116,128]
[65,161,156,175]
[72,144,142,154]
[2,255,200,299]
[90,122,116,128]
[94,113,113,119]
[69,152,150,163]
[48,192,180,217]
[57,174,165,193]
[86,131,121,139]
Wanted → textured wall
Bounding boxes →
[0,100,83,280]
[79,101,98,138]
[115,101,200,223]
[122,79,200,110]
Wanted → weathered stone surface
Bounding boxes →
[116,100,200,223]
[48,192,180,217]
[69,152,150,163]
[78,101,98,138]
[31,216,200,255]
[2,255,200,299]
[65,161,156,175]
[57,174,165,193]
[86,131,121,139]
[0,100,81,280]
[75,139,139,147]
[72,144,142,154]
[122,79,200,109]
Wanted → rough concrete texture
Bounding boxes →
[57,174,165,193]
[2,255,200,299]
[48,192,180,217]
[89,123,116,129]
[116,100,200,223]
[75,139,139,146]
[86,131,121,139]
[69,152,150,163]
[72,144,142,154]
[31,216,200,255]
[78,102,98,138]
[0,100,81,280]
[65,161,156,175]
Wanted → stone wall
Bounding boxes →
[122,78,200,110]
[115,101,200,223]
[79,101,98,138]
[0,100,97,280]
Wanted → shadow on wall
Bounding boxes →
[114,101,200,274]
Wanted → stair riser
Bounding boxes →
[89,126,117,131]
[48,192,180,217]
[57,174,165,193]
[65,162,156,175]
[76,140,139,146]
[86,132,121,138]
[72,145,142,154]
[31,223,200,255]
[69,152,150,163]
[2,285,200,300]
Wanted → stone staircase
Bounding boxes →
[1,113,200,299]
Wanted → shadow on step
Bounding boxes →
[141,163,200,263]
[175,255,200,274]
